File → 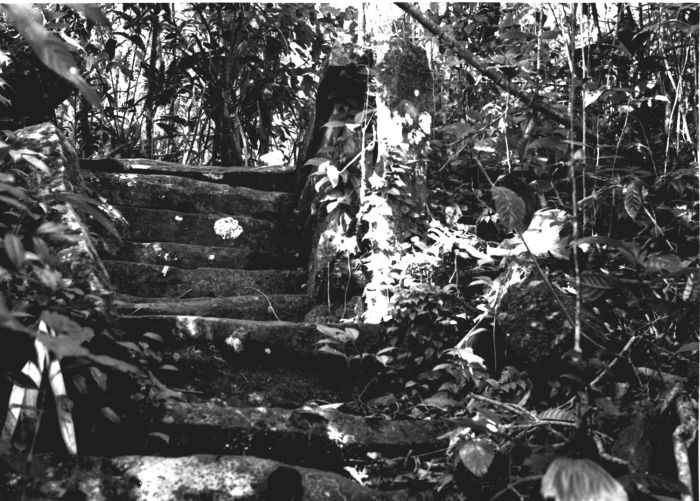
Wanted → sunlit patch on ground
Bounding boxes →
[116,173,138,186]
[175,316,200,339]
[133,457,256,498]
[326,423,352,445]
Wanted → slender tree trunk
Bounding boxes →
[78,96,91,157]
[144,7,160,158]
[360,38,433,323]
[218,7,245,165]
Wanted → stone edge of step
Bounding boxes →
[117,315,380,352]
[157,401,473,454]
[81,157,296,177]
[5,453,433,501]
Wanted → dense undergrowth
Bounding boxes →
[0,3,697,500]
[314,4,698,498]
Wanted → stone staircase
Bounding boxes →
[20,159,464,500]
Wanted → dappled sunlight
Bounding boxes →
[1,2,695,499]
[140,242,178,263]
[174,315,200,339]
[114,173,138,186]
[326,422,354,445]
[133,458,257,498]
[129,162,152,170]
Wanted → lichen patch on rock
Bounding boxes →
[214,217,243,240]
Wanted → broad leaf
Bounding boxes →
[676,342,699,354]
[317,345,347,358]
[148,432,170,445]
[3,4,102,110]
[5,370,39,390]
[537,408,576,423]
[326,163,340,188]
[623,178,643,220]
[491,186,526,232]
[643,253,683,273]
[4,234,25,269]
[525,135,568,154]
[142,332,164,343]
[542,458,628,501]
[71,374,88,394]
[65,4,109,25]
[100,406,120,423]
[458,439,495,477]
[305,157,330,168]
[421,393,459,409]
[44,192,122,241]
[88,366,107,392]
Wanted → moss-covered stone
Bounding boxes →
[376,39,433,112]
[13,123,114,322]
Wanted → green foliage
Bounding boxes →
[1,2,697,497]
[362,3,698,496]
[0,133,125,353]
[1,4,102,110]
[329,223,481,408]
[41,3,342,164]
[0,133,169,460]
[308,105,374,223]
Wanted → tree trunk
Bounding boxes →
[360,39,433,323]
[143,7,160,158]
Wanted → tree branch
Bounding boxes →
[395,3,593,137]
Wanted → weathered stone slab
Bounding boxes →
[110,206,299,251]
[81,158,297,191]
[117,316,384,362]
[497,274,609,373]
[83,170,293,217]
[154,344,351,407]
[0,453,431,501]
[146,403,472,470]
[105,261,306,298]
[97,238,300,270]
[116,294,312,321]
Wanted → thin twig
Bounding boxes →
[490,474,542,501]
[568,3,583,355]
[471,393,536,419]
[589,336,637,388]
[245,287,281,321]
[340,254,351,320]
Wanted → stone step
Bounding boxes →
[152,344,352,408]
[81,158,297,192]
[117,315,383,366]
[105,261,306,298]
[1,454,430,501]
[97,238,300,270]
[116,294,312,321]
[83,170,293,216]
[97,401,473,475]
[110,206,300,251]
